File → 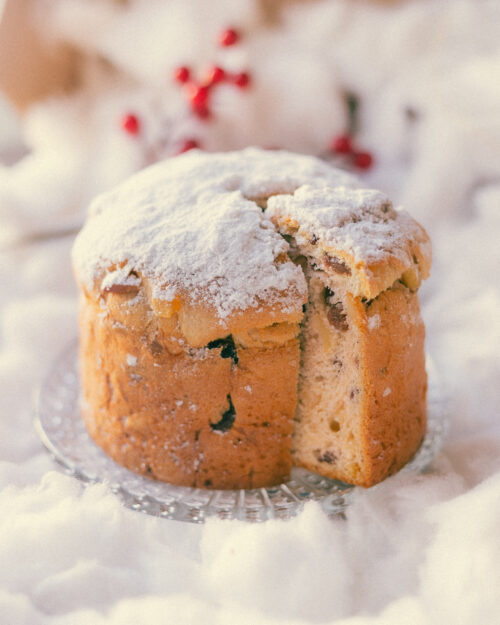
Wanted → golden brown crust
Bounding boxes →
[358,284,427,485]
[79,291,300,489]
[77,273,306,350]
[80,272,428,490]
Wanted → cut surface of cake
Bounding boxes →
[72,148,431,489]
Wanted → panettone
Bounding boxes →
[72,148,431,489]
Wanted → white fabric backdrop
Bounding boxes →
[1,1,500,623]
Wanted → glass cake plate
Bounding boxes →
[35,340,448,523]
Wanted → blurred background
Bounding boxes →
[0,2,499,623]
[1,0,499,239]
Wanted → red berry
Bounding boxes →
[121,113,140,135]
[353,151,374,170]
[174,66,190,84]
[205,66,226,86]
[178,139,200,154]
[219,28,239,47]
[232,72,251,88]
[330,134,352,154]
[193,105,211,120]
[187,83,210,109]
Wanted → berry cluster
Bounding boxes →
[173,27,250,127]
[120,27,251,155]
[329,134,374,171]
[119,30,375,171]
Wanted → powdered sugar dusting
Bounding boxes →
[126,354,138,366]
[72,148,355,318]
[367,314,381,331]
[266,185,430,267]
[101,265,141,292]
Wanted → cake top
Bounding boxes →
[267,184,431,298]
[72,148,430,325]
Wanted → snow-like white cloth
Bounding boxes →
[1,1,500,624]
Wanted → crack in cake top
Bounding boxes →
[72,148,429,318]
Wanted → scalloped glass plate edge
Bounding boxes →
[34,340,449,523]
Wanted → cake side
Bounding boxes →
[358,283,427,485]
[79,288,301,489]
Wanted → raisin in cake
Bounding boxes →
[72,148,431,489]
